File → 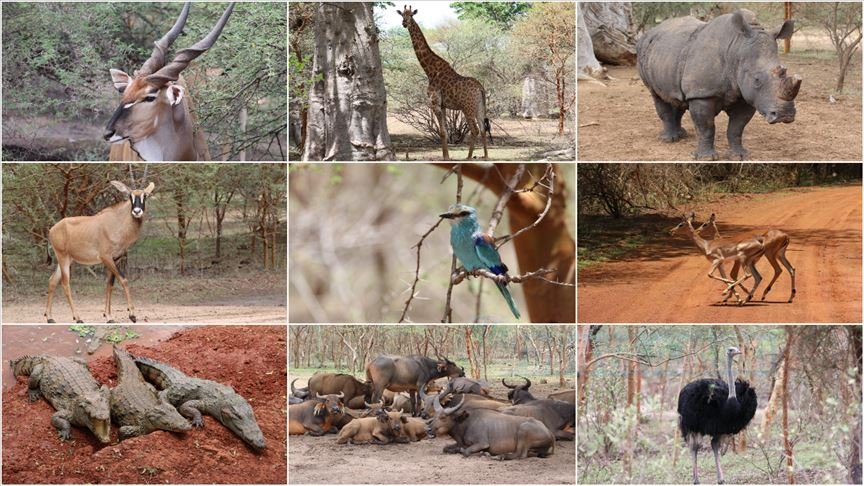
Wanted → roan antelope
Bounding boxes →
[45,181,155,323]
[104,3,235,161]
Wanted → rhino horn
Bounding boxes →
[780,75,802,101]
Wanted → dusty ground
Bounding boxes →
[3,325,287,484]
[2,274,286,323]
[577,52,862,160]
[288,373,576,484]
[578,185,862,322]
[388,116,575,161]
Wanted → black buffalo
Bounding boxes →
[366,355,464,416]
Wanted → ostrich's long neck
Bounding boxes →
[726,354,737,400]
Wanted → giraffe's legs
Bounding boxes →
[428,88,449,160]
[466,117,479,160]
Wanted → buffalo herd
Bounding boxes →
[289,354,575,460]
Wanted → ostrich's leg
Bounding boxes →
[711,436,725,484]
[691,446,700,484]
[688,435,700,484]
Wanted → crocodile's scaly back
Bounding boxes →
[135,354,266,451]
[9,355,111,443]
[111,347,191,439]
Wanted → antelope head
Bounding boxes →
[104,3,235,161]
[110,181,156,219]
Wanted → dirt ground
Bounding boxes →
[288,374,576,484]
[388,116,576,161]
[2,325,287,484]
[577,53,862,160]
[2,274,286,323]
[578,185,862,322]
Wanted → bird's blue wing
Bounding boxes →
[473,233,508,275]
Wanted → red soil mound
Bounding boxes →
[2,325,286,484]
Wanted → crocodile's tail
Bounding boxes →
[133,355,176,390]
[9,356,42,378]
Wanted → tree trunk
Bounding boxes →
[582,2,637,65]
[577,325,600,408]
[578,4,604,79]
[782,328,795,484]
[521,75,550,119]
[304,2,395,161]
[849,326,863,484]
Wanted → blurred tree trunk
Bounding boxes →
[782,328,796,484]
[761,353,784,441]
[434,163,575,322]
[849,326,863,484]
[482,325,490,382]
[672,327,695,467]
[303,2,394,160]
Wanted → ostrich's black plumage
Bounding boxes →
[678,377,757,439]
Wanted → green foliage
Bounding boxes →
[451,2,532,29]
[2,3,286,160]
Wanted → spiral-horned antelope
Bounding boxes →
[695,213,797,303]
[104,3,235,161]
[45,181,155,323]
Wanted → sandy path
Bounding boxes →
[578,185,862,323]
[2,300,286,323]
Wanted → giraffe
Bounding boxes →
[398,5,491,160]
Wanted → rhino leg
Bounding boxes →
[689,99,720,160]
[725,102,756,160]
[650,93,688,143]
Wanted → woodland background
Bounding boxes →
[290,2,575,161]
[2,3,287,161]
[578,325,862,484]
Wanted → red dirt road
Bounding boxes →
[578,185,862,323]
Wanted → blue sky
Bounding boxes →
[377,1,459,30]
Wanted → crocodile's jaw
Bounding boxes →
[90,418,112,443]
[219,413,266,450]
[147,404,192,433]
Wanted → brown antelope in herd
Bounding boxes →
[45,181,155,323]
[104,2,235,161]
[695,213,797,303]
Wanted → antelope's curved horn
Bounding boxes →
[146,3,235,85]
[138,2,191,77]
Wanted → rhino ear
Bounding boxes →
[773,20,794,40]
[731,11,754,38]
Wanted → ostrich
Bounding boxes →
[678,346,757,484]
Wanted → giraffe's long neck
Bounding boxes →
[406,18,453,79]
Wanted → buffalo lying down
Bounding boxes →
[288,392,345,436]
[428,395,554,460]
[336,409,402,445]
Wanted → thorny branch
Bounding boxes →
[450,267,576,287]
[494,163,555,248]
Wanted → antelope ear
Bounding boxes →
[166,84,185,106]
[110,69,131,93]
[143,182,155,195]
[110,180,131,194]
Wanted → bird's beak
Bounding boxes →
[439,212,454,219]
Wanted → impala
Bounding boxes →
[104,2,235,161]
[695,213,797,303]
[45,181,155,323]
[669,212,766,305]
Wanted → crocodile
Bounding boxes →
[9,355,111,443]
[134,354,266,451]
[110,346,191,439]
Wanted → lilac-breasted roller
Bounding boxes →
[439,204,521,319]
